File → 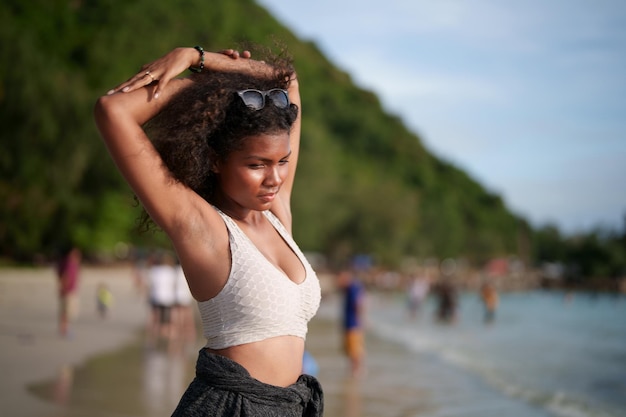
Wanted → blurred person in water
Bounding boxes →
[480,281,499,324]
[406,272,430,319]
[338,268,366,377]
[434,279,457,324]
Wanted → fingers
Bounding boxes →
[138,68,165,99]
[143,71,165,99]
[107,67,168,99]
[153,76,166,100]
[136,69,167,100]
[220,49,251,59]
[107,47,252,99]
[107,70,155,95]
[106,47,190,98]
[144,70,156,83]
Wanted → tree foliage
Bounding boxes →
[2,0,623,278]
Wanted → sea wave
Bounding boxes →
[364,292,624,417]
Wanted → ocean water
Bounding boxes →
[358,290,626,417]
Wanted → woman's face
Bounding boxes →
[215,131,291,212]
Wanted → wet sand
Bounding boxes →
[0,266,148,417]
[1,266,516,417]
[0,266,370,416]
[0,266,350,417]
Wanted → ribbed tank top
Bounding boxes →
[198,209,321,349]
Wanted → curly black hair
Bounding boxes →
[138,54,298,230]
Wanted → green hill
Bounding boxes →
[0,0,530,267]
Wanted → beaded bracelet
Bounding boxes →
[189,45,205,73]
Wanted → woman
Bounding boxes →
[94,46,323,416]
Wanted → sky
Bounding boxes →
[257,0,626,235]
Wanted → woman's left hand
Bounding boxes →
[107,47,251,99]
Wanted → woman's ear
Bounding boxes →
[210,161,220,173]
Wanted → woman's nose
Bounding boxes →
[264,166,281,186]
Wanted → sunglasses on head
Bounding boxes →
[236,89,290,110]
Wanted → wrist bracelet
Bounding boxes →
[189,45,205,73]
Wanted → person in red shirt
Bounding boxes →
[56,247,81,338]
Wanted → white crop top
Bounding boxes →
[198,209,321,349]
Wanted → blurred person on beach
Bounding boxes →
[96,283,113,319]
[338,269,366,377]
[56,246,81,338]
[94,45,322,416]
[406,272,430,319]
[480,281,499,324]
[146,252,177,345]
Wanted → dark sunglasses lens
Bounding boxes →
[268,90,289,108]
[241,91,264,110]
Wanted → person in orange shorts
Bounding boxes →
[338,269,366,377]
[481,281,499,324]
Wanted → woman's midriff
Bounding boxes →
[205,335,306,387]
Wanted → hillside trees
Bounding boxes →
[1,0,535,268]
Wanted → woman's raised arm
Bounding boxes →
[94,76,194,232]
[94,47,256,232]
[107,47,252,100]
[274,75,301,225]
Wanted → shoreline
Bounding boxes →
[3,266,621,417]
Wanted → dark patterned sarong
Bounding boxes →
[171,349,324,417]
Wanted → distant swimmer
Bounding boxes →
[480,281,499,324]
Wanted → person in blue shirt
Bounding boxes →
[338,269,366,377]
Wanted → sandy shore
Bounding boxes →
[0,266,349,417]
[4,266,613,417]
[0,266,148,417]
[2,266,454,417]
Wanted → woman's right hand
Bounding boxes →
[107,47,251,100]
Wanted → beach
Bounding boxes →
[0,266,432,417]
[0,266,350,417]
[2,267,624,417]
[0,266,149,417]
